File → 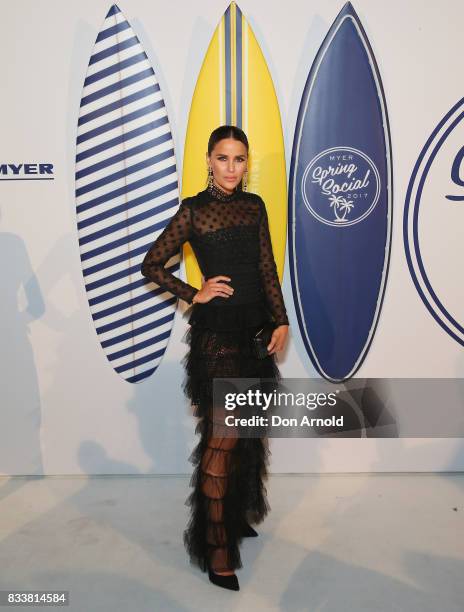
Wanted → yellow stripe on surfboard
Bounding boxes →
[182,2,287,292]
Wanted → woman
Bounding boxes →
[141,125,289,591]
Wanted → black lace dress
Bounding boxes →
[140,182,289,573]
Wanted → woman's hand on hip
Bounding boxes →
[192,275,234,303]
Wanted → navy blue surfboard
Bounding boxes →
[289,2,393,382]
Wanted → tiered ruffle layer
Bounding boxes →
[180,298,282,572]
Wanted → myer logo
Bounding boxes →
[0,163,54,180]
[301,146,380,227]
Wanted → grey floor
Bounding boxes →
[0,473,463,611]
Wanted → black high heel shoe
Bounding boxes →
[207,563,240,591]
[242,521,258,537]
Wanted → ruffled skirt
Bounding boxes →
[180,298,282,573]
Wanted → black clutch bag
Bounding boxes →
[252,322,276,359]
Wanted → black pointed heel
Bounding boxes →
[242,521,258,537]
[207,563,240,591]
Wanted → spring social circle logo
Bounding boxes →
[301,146,381,227]
[404,96,464,347]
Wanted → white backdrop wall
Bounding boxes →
[1,0,464,476]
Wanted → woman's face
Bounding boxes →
[206,138,248,194]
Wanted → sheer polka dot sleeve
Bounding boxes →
[140,198,199,305]
[258,196,290,326]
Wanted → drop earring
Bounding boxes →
[207,166,213,188]
[242,169,248,192]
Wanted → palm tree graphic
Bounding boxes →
[328,194,355,222]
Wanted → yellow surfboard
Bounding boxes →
[182,1,287,290]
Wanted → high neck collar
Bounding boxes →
[206,181,241,202]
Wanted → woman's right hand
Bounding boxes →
[192,275,234,303]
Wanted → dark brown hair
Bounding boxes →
[207,125,249,190]
[207,124,249,155]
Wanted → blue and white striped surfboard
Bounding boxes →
[75,4,181,383]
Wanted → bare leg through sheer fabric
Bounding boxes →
[202,405,239,576]
[181,318,280,587]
